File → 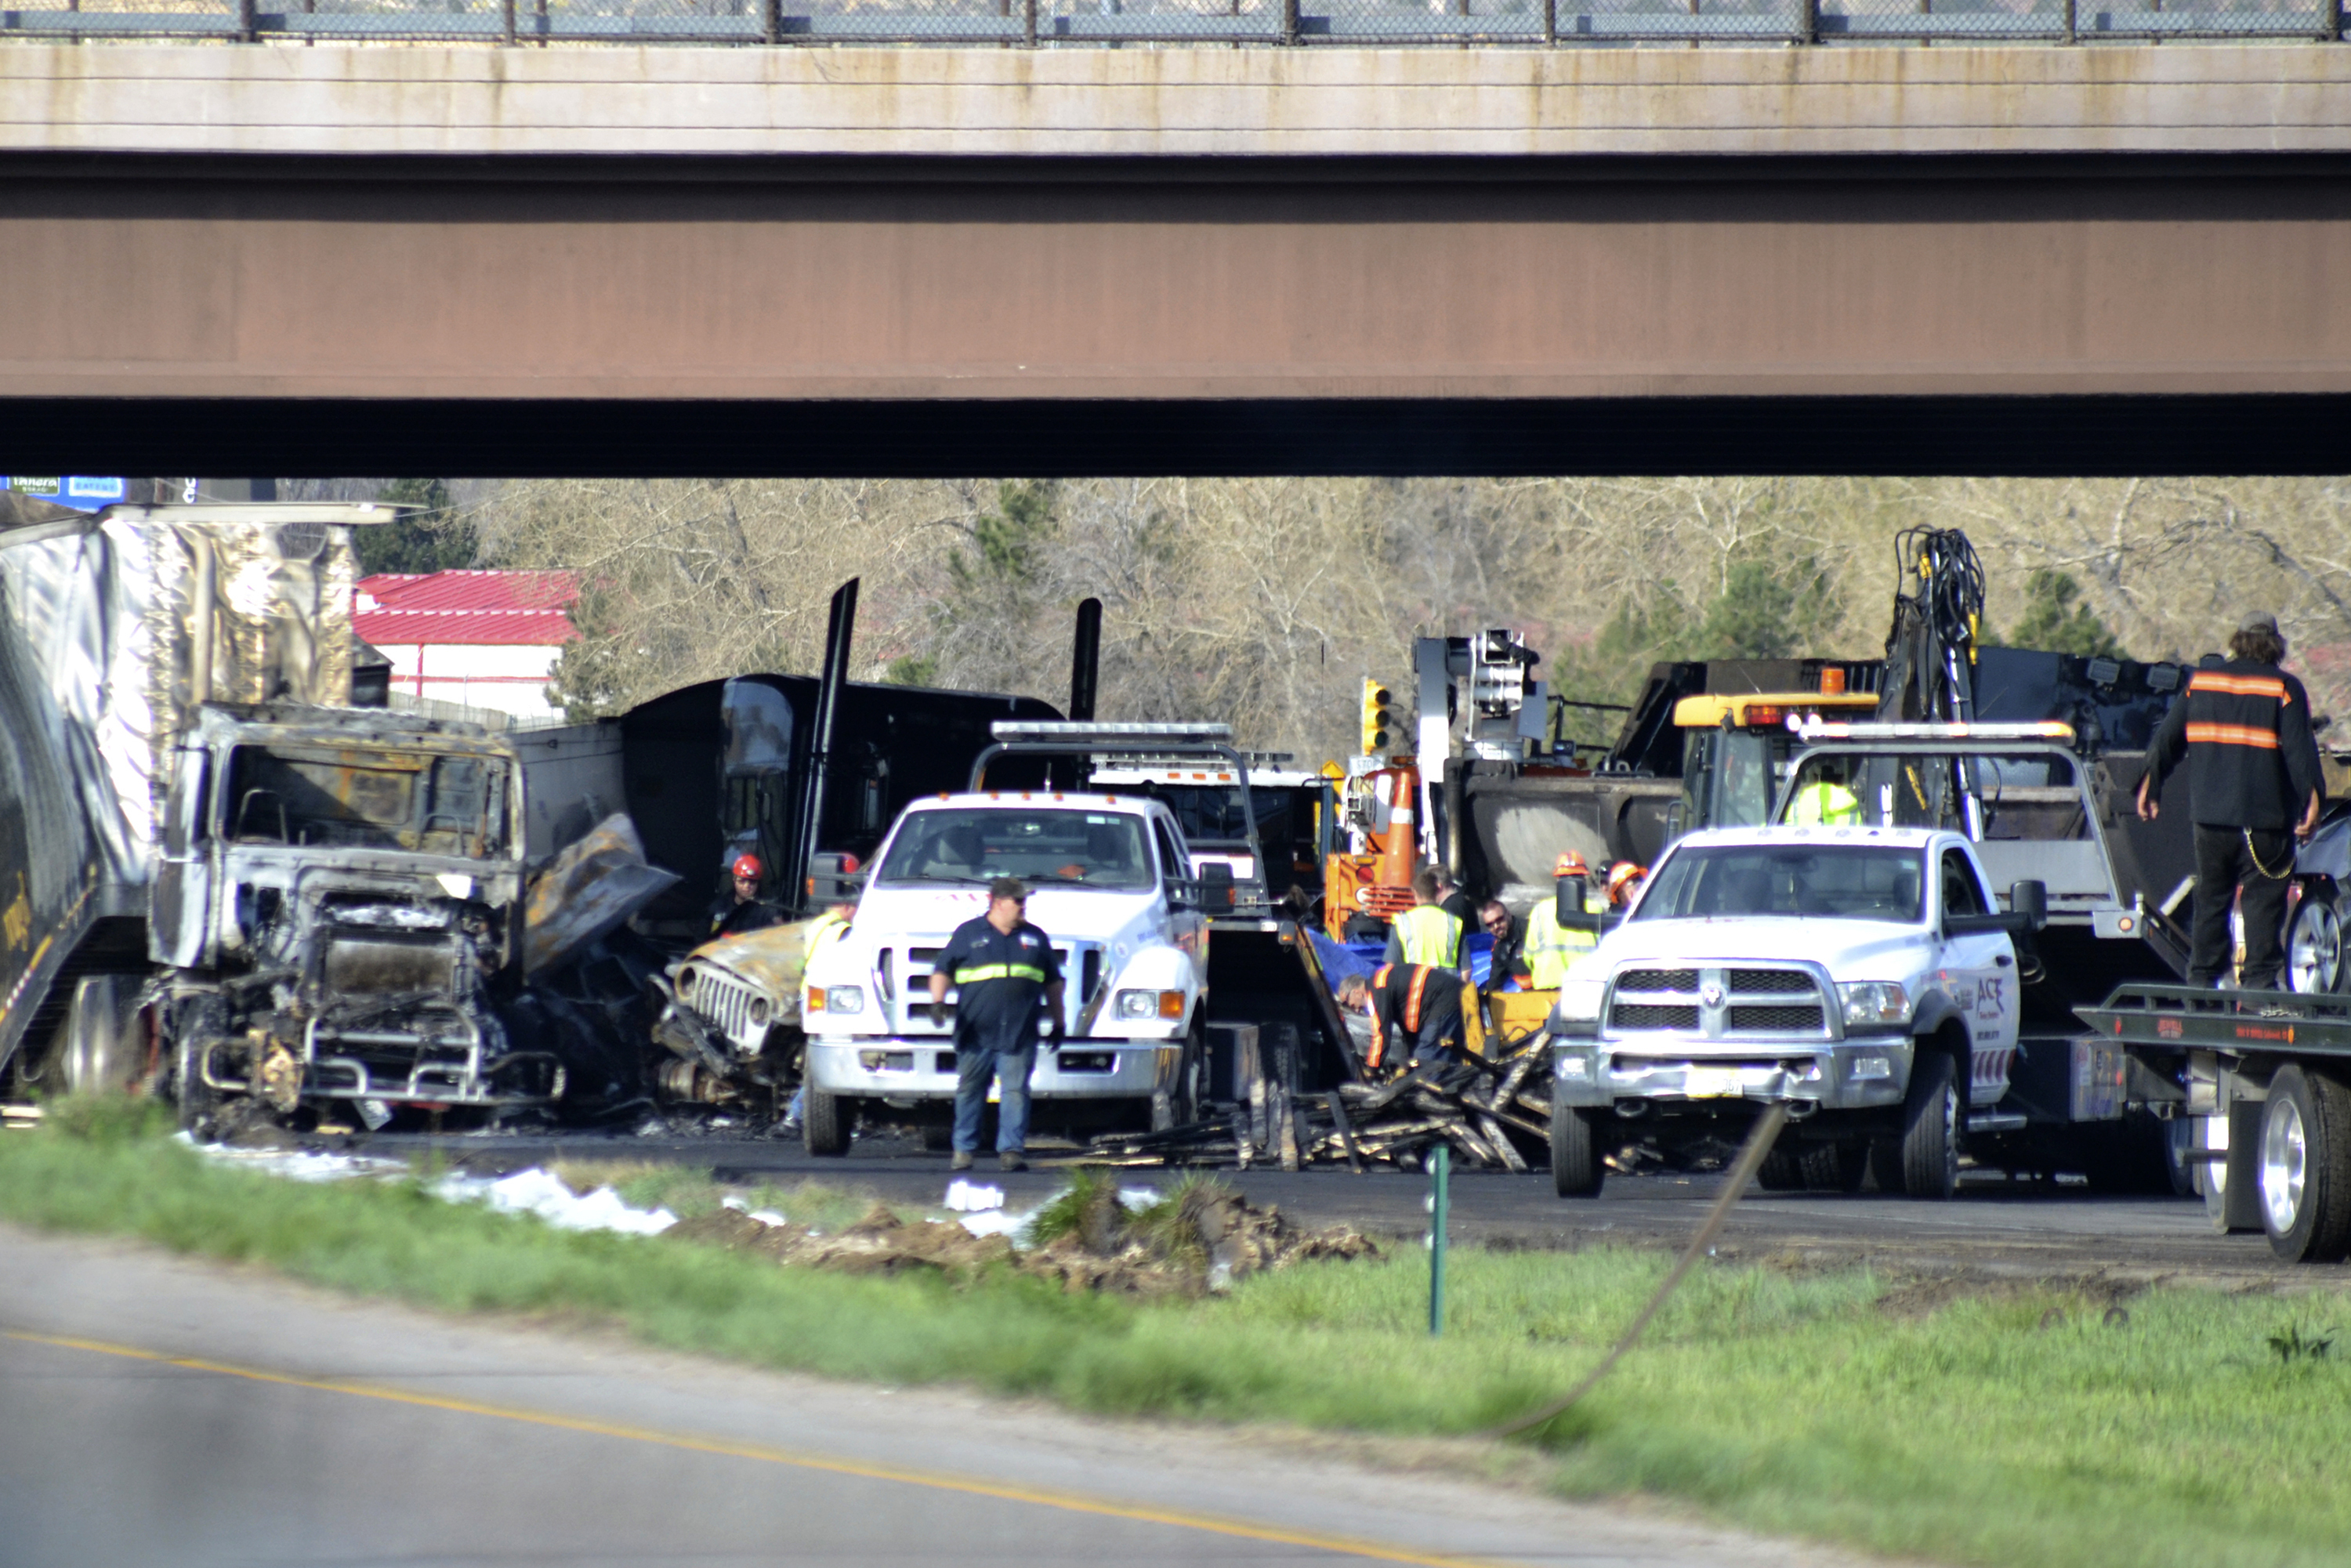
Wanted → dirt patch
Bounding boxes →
[668,1180,1381,1297]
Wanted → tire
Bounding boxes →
[1757,1146,1805,1191]
[2257,1064,2351,1263]
[2285,888,2347,995]
[1800,1137,1872,1193]
[1151,1021,1204,1132]
[1549,1081,1605,1198]
[1896,1048,1961,1200]
[802,1088,850,1157]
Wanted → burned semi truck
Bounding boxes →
[0,502,556,1132]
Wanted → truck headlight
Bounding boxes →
[824,985,864,1016]
[1116,989,1183,1020]
[1838,982,1912,1028]
[1849,1053,1895,1081]
[1554,978,1606,1024]
[749,996,771,1025]
[676,967,697,998]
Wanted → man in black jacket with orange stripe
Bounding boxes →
[1355,962,1469,1070]
[2138,613,2325,990]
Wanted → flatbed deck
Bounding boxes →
[2076,982,2351,1060]
[2078,982,2351,1264]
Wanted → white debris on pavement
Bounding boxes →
[433,1168,678,1236]
[720,1196,790,1227]
[943,1179,1004,1211]
[178,1134,678,1238]
[1119,1186,1165,1211]
[174,1133,409,1184]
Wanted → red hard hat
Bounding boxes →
[731,853,763,881]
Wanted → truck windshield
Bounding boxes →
[1780,751,2087,840]
[223,747,507,857]
[875,809,1155,890]
[1633,844,1925,924]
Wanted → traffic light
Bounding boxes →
[1360,678,1400,755]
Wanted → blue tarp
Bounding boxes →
[1323,930,1498,989]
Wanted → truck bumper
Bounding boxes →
[1550,1035,1913,1112]
[805,1039,1174,1100]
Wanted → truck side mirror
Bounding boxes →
[1200,862,1237,910]
[2009,879,2048,933]
[1555,875,1588,925]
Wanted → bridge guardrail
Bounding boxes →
[1,0,2339,47]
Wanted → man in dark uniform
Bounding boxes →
[927,877,1064,1171]
[709,853,787,938]
[1479,900,1527,990]
[1356,961,1469,1072]
[2139,611,2326,991]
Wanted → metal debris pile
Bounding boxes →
[1085,1034,1552,1174]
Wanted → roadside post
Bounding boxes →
[1428,1143,1451,1335]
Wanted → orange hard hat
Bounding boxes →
[731,853,763,881]
[1607,862,1647,900]
[1553,852,1589,878]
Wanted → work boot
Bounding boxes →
[998,1152,1027,1172]
[949,1151,975,1172]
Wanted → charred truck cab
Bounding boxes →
[162,705,548,1132]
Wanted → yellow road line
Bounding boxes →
[5,1329,1498,1568]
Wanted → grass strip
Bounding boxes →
[3,1104,2349,1568]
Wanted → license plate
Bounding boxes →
[1683,1067,1744,1099]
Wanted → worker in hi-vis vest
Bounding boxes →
[1521,852,1601,990]
[1384,867,1464,973]
[1788,772,1864,827]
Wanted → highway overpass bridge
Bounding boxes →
[7,40,2351,473]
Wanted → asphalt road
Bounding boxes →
[357,1125,2320,1288]
[0,1224,1895,1568]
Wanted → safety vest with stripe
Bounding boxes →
[1393,904,1463,970]
[954,961,1049,984]
[806,908,851,963]
[1788,780,1863,826]
[1522,896,1598,990]
[2183,668,2294,749]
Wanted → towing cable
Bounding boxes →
[1482,1099,1791,1441]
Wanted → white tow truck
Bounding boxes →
[795,723,1256,1154]
[1547,822,2046,1199]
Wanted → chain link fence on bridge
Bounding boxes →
[2,0,2339,47]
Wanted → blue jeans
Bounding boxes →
[952,1042,1037,1154]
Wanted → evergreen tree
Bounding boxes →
[1700,554,1838,661]
[2007,569,2123,657]
[357,479,476,576]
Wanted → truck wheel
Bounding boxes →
[2258,1065,2351,1263]
[2285,889,2346,995]
[1757,1146,1805,1190]
[1549,1082,1605,1198]
[1800,1137,1871,1193]
[802,1088,850,1157]
[1895,1050,1961,1200]
[1153,1021,1204,1132]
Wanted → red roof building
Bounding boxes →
[354,570,579,719]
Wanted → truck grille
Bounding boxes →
[1730,969,1813,995]
[1605,964,1830,1038]
[1612,1002,1701,1030]
[690,970,760,1044]
[891,941,1091,1034]
[1729,1003,1824,1031]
